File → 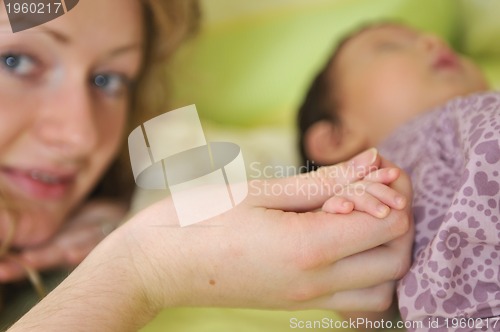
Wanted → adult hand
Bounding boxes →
[0,200,126,283]
[128,149,413,312]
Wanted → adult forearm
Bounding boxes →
[7,228,164,332]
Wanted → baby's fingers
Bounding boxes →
[334,183,392,218]
[364,167,400,184]
[322,196,354,214]
[364,182,406,210]
[330,182,406,218]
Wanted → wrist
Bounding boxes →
[8,225,160,332]
[121,197,190,311]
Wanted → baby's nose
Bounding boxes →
[417,34,449,54]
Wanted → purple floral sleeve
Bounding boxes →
[379,91,500,331]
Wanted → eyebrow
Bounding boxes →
[108,44,142,57]
[39,27,70,43]
[1,17,141,59]
[39,26,142,57]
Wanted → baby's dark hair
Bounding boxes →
[297,21,400,172]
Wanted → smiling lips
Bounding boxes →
[1,167,76,200]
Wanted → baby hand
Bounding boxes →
[322,167,407,218]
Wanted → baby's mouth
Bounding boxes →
[433,51,460,71]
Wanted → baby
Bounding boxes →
[298,23,500,330]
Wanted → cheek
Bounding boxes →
[349,66,430,143]
[363,65,429,120]
[372,65,419,103]
[0,91,35,156]
[94,107,127,167]
[463,60,488,91]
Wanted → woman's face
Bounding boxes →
[0,0,143,246]
[334,24,488,146]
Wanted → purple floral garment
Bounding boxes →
[378,91,500,331]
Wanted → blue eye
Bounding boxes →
[92,73,129,97]
[1,54,37,76]
[6,56,17,67]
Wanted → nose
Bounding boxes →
[417,33,450,54]
[34,79,98,159]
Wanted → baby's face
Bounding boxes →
[334,24,487,145]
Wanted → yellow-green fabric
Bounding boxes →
[169,0,462,127]
[141,308,405,332]
[458,0,500,57]
[142,309,351,332]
